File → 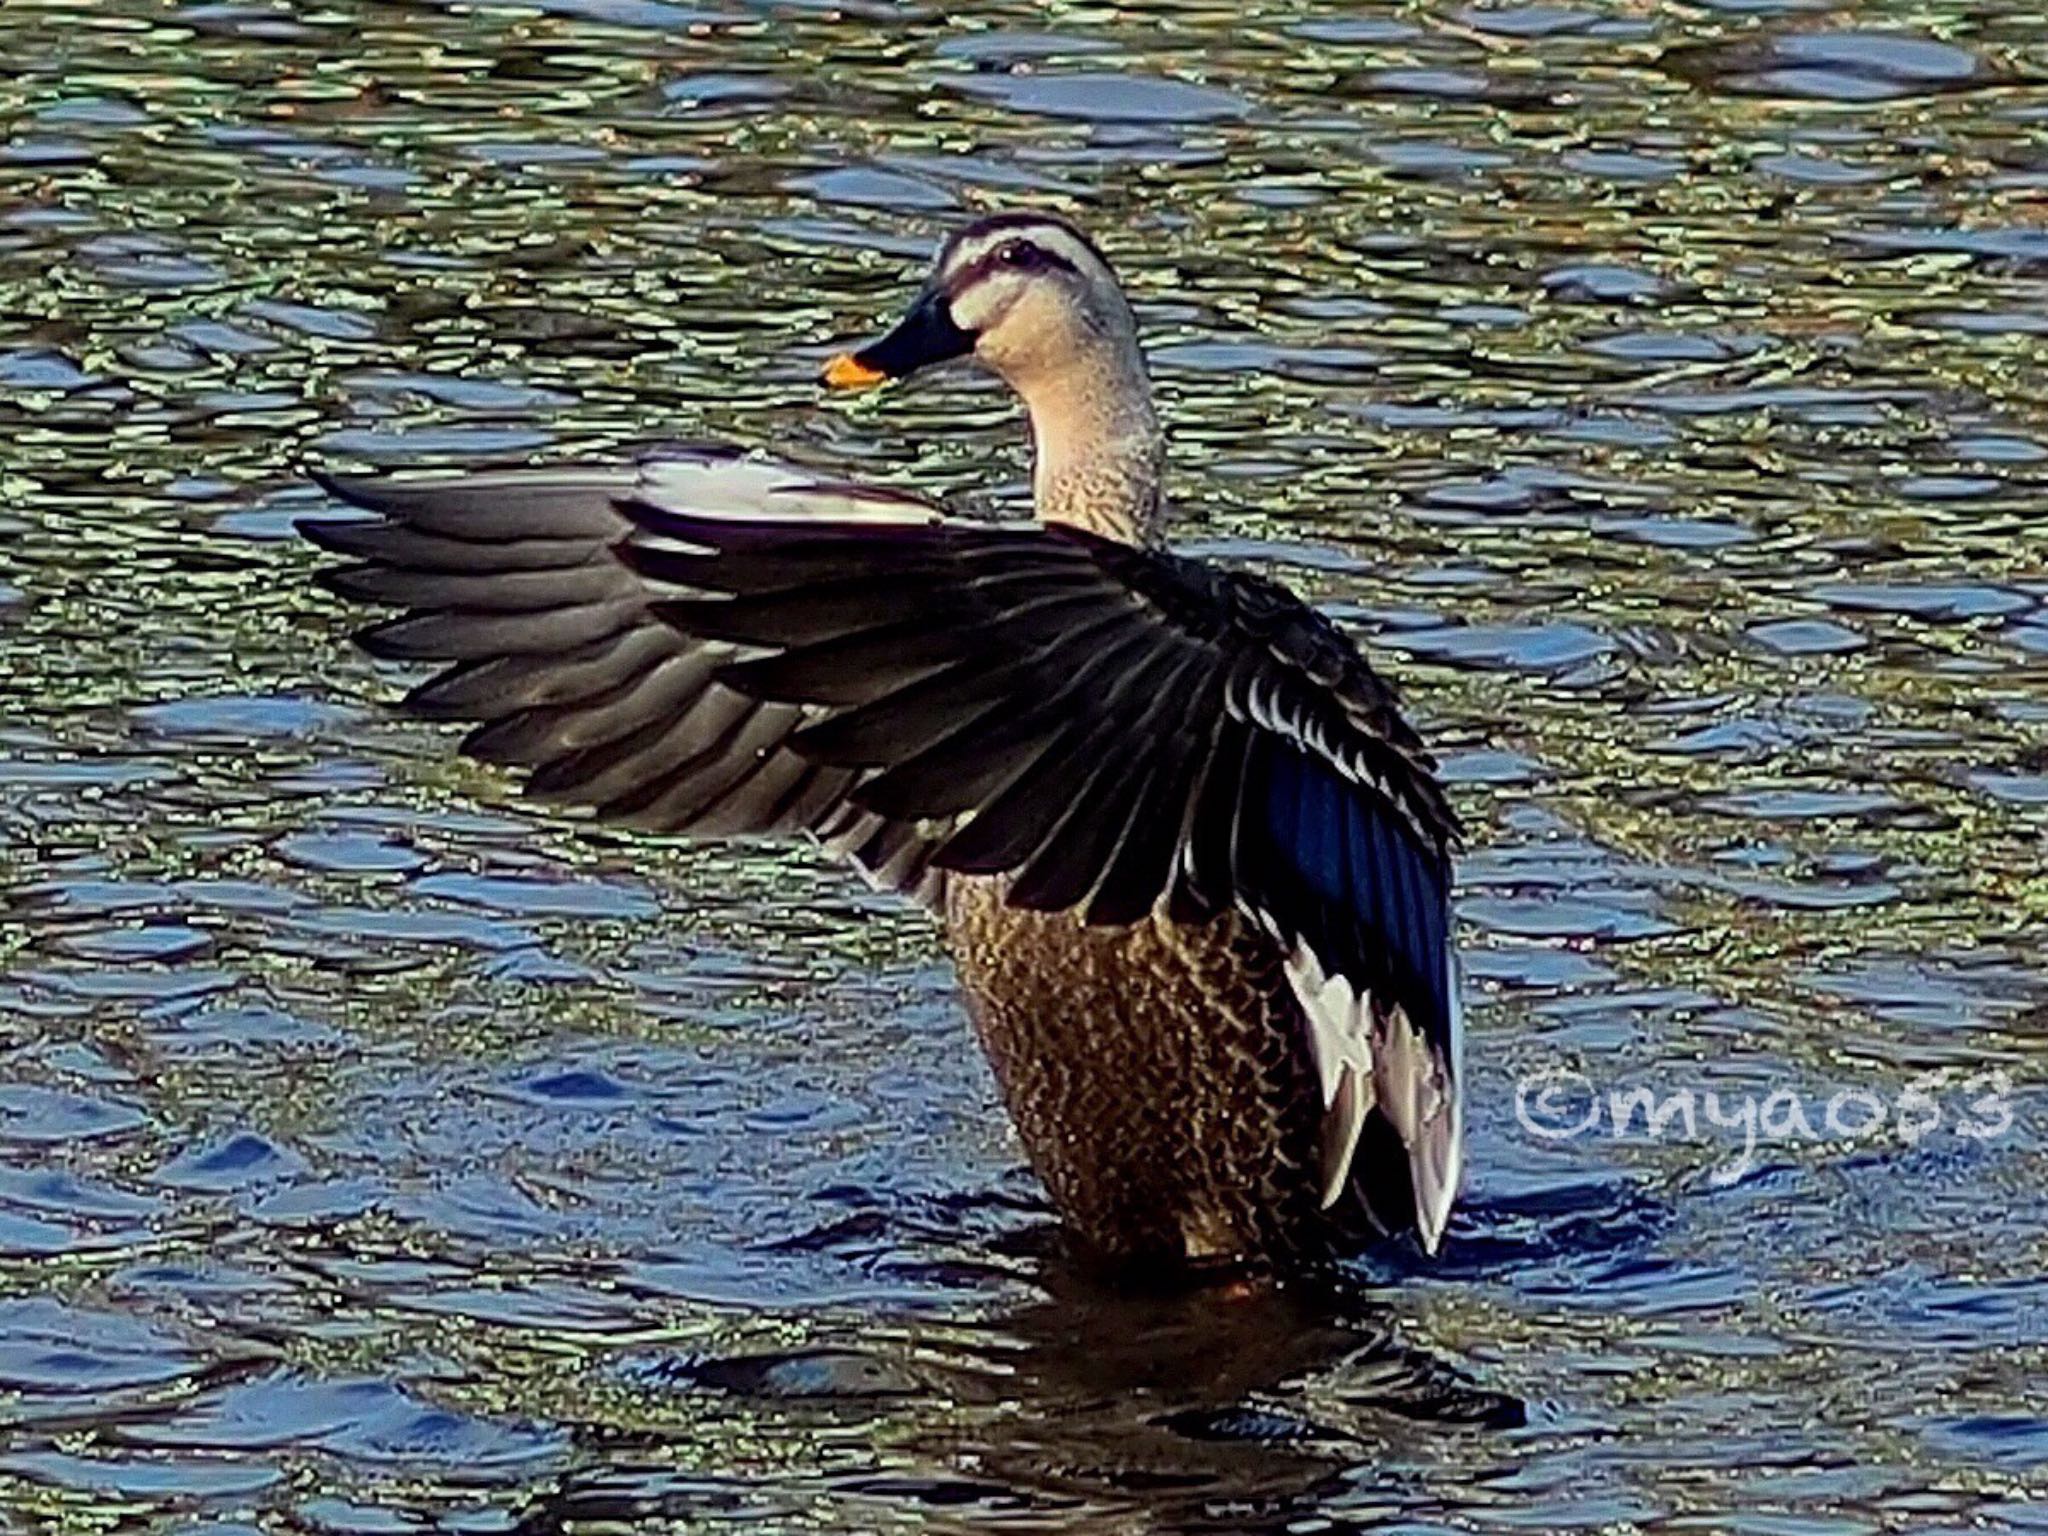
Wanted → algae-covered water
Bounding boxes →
[2,1,2045,1530]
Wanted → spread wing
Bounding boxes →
[302,451,960,899]
[304,461,1466,1250]
[615,500,1465,1251]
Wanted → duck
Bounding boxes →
[303,210,1465,1279]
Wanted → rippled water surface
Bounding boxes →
[4,0,2047,1529]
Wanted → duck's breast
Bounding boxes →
[942,877,1326,1268]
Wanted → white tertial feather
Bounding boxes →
[1284,945,1376,1210]
[1283,940,1465,1254]
[1412,950,1467,1253]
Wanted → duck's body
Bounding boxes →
[305,212,1464,1277]
[949,889,1330,1266]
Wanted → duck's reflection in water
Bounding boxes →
[531,1237,1522,1534]
[935,1249,1522,1529]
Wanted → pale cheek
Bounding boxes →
[970,286,1076,374]
[948,278,1015,336]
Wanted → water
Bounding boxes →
[3,1,2045,1529]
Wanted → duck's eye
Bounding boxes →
[996,239,1043,270]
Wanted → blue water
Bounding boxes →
[3,0,2045,1529]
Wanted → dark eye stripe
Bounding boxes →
[946,238,1079,297]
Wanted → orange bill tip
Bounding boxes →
[823,352,887,391]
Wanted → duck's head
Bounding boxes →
[824,211,1140,399]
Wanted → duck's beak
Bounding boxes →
[823,284,973,391]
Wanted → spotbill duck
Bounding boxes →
[304,210,1465,1277]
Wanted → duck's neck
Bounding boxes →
[1016,348,1164,547]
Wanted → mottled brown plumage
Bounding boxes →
[947,882,1326,1267]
